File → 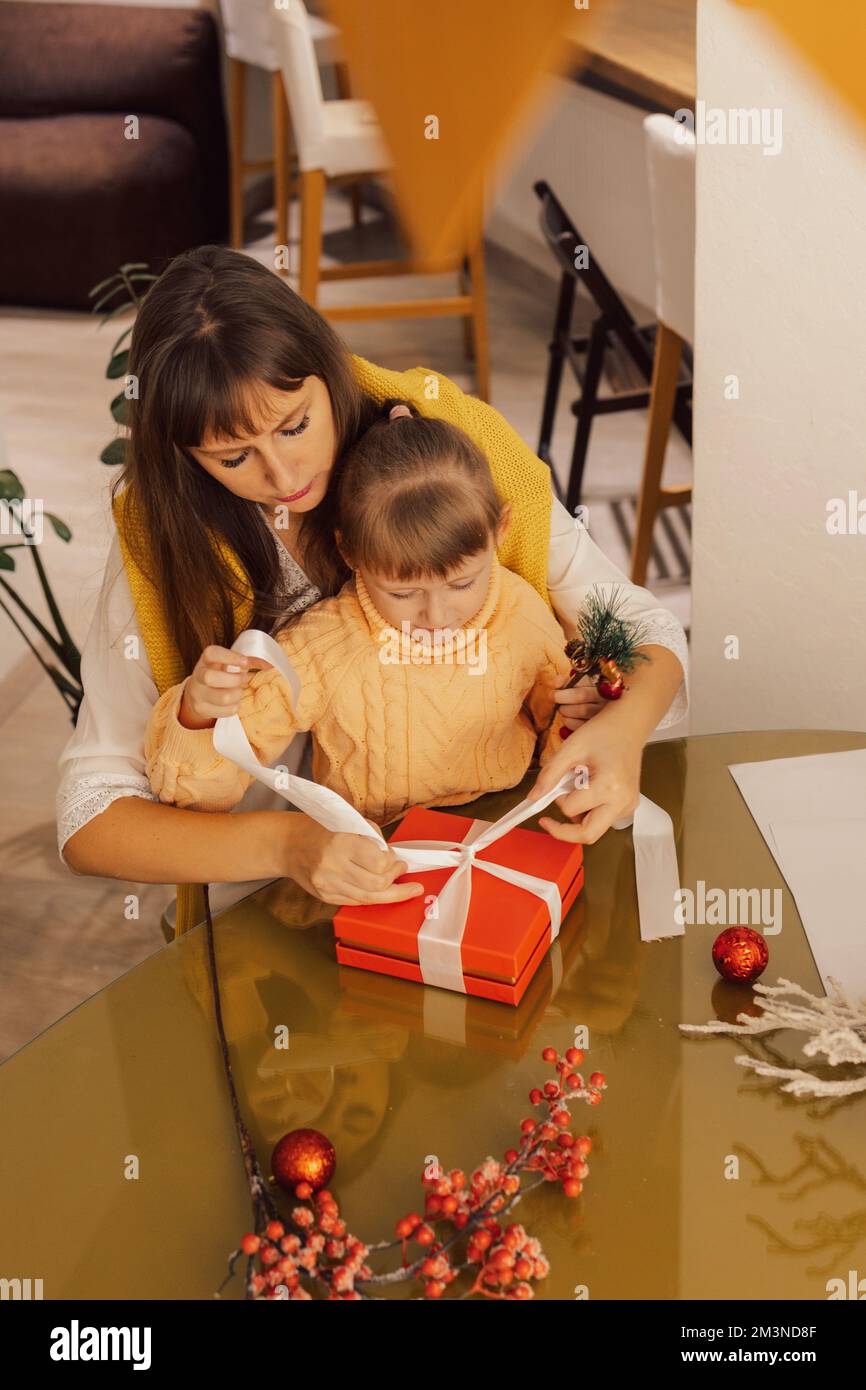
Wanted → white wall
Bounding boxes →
[691,0,866,734]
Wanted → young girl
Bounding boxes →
[144,405,573,827]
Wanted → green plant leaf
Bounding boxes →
[89,272,123,299]
[92,292,128,316]
[106,350,129,380]
[0,469,25,502]
[0,550,16,571]
[98,302,136,326]
[100,438,127,467]
[110,392,130,425]
[110,324,133,357]
[46,513,72,542]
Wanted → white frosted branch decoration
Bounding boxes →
[679,977,866,1099]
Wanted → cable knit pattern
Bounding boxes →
[145,559,571,827]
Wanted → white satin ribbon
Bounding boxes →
[612,796,684,941]
[212,630,682,990]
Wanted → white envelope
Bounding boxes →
[728,751,866,996]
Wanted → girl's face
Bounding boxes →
[361,543,497,634]
[188,377,337,515]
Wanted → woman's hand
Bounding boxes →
[534,709,643,845]
[287,816,426,907]
[552,672,607,732]
[179,646,273,730]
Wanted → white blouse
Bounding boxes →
[56,492,689,862]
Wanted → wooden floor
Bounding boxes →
[0,191,692,1063]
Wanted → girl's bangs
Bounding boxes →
[354,482,496,581]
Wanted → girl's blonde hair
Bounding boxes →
[335,402,505,581]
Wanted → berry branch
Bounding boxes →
[204,888,607,1301]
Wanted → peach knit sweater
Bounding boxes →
[144,557,571,827]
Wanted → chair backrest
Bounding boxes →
[271,0,326,168]
[643,113,696,344]
[219,0,279,71]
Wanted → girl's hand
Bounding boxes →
[289,817,425,907]
[533,711,643,845]
[552,672,607,731]
[179,645,273,730]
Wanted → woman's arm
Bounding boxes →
[64,797,424,905]
[59,540,422,904]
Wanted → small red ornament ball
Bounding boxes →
[711,927,768,984]
[271,1128,336,1193]
[597,678,624,700]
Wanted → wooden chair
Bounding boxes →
[219,0,347,253]
[631,115,695,587]
[273,0,490,401]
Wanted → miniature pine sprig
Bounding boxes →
[569,584,652,673]
[563,585,653,696]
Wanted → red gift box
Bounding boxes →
[333,805,584,1006]
[336,895,585,1056]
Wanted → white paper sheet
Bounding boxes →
[728,750,866,995]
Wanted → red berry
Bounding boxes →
[425,1280,445,1298]
[587,1091,602,1106]
[590,1071,606,1088]
[566,1047,584,1065]
[514,1258,533,1280]
[295,1181,313,1201]
[520,1118,536,1134]
[529,1088,543,1105]
[557,1132,575,1148]
[240,1233,260,1256]
[266,1221,284,1241]
[553,1109,570,1127]
[504,1148,519,1164]
[576,1136,592,1155]
[513,1282,532,1299]
[543,1081,559,1098]
[415,1225,435,1246]
[563,1178,583,1198]
[542,1047,558,1063]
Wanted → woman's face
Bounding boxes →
[187,377,337,515]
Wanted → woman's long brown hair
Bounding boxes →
[117,245,376,675]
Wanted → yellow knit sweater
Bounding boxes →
[144,559,570,826]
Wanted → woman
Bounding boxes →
[58,246,688,926]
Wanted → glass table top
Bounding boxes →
[1,730,864,1300]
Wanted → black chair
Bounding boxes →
[534,179,692,515]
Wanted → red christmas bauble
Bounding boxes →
[597,679,624,700]
[271,1128,336,1193]
[711,927,768,984]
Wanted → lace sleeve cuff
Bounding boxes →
[635,610,690,731]
[57,771,157,863]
